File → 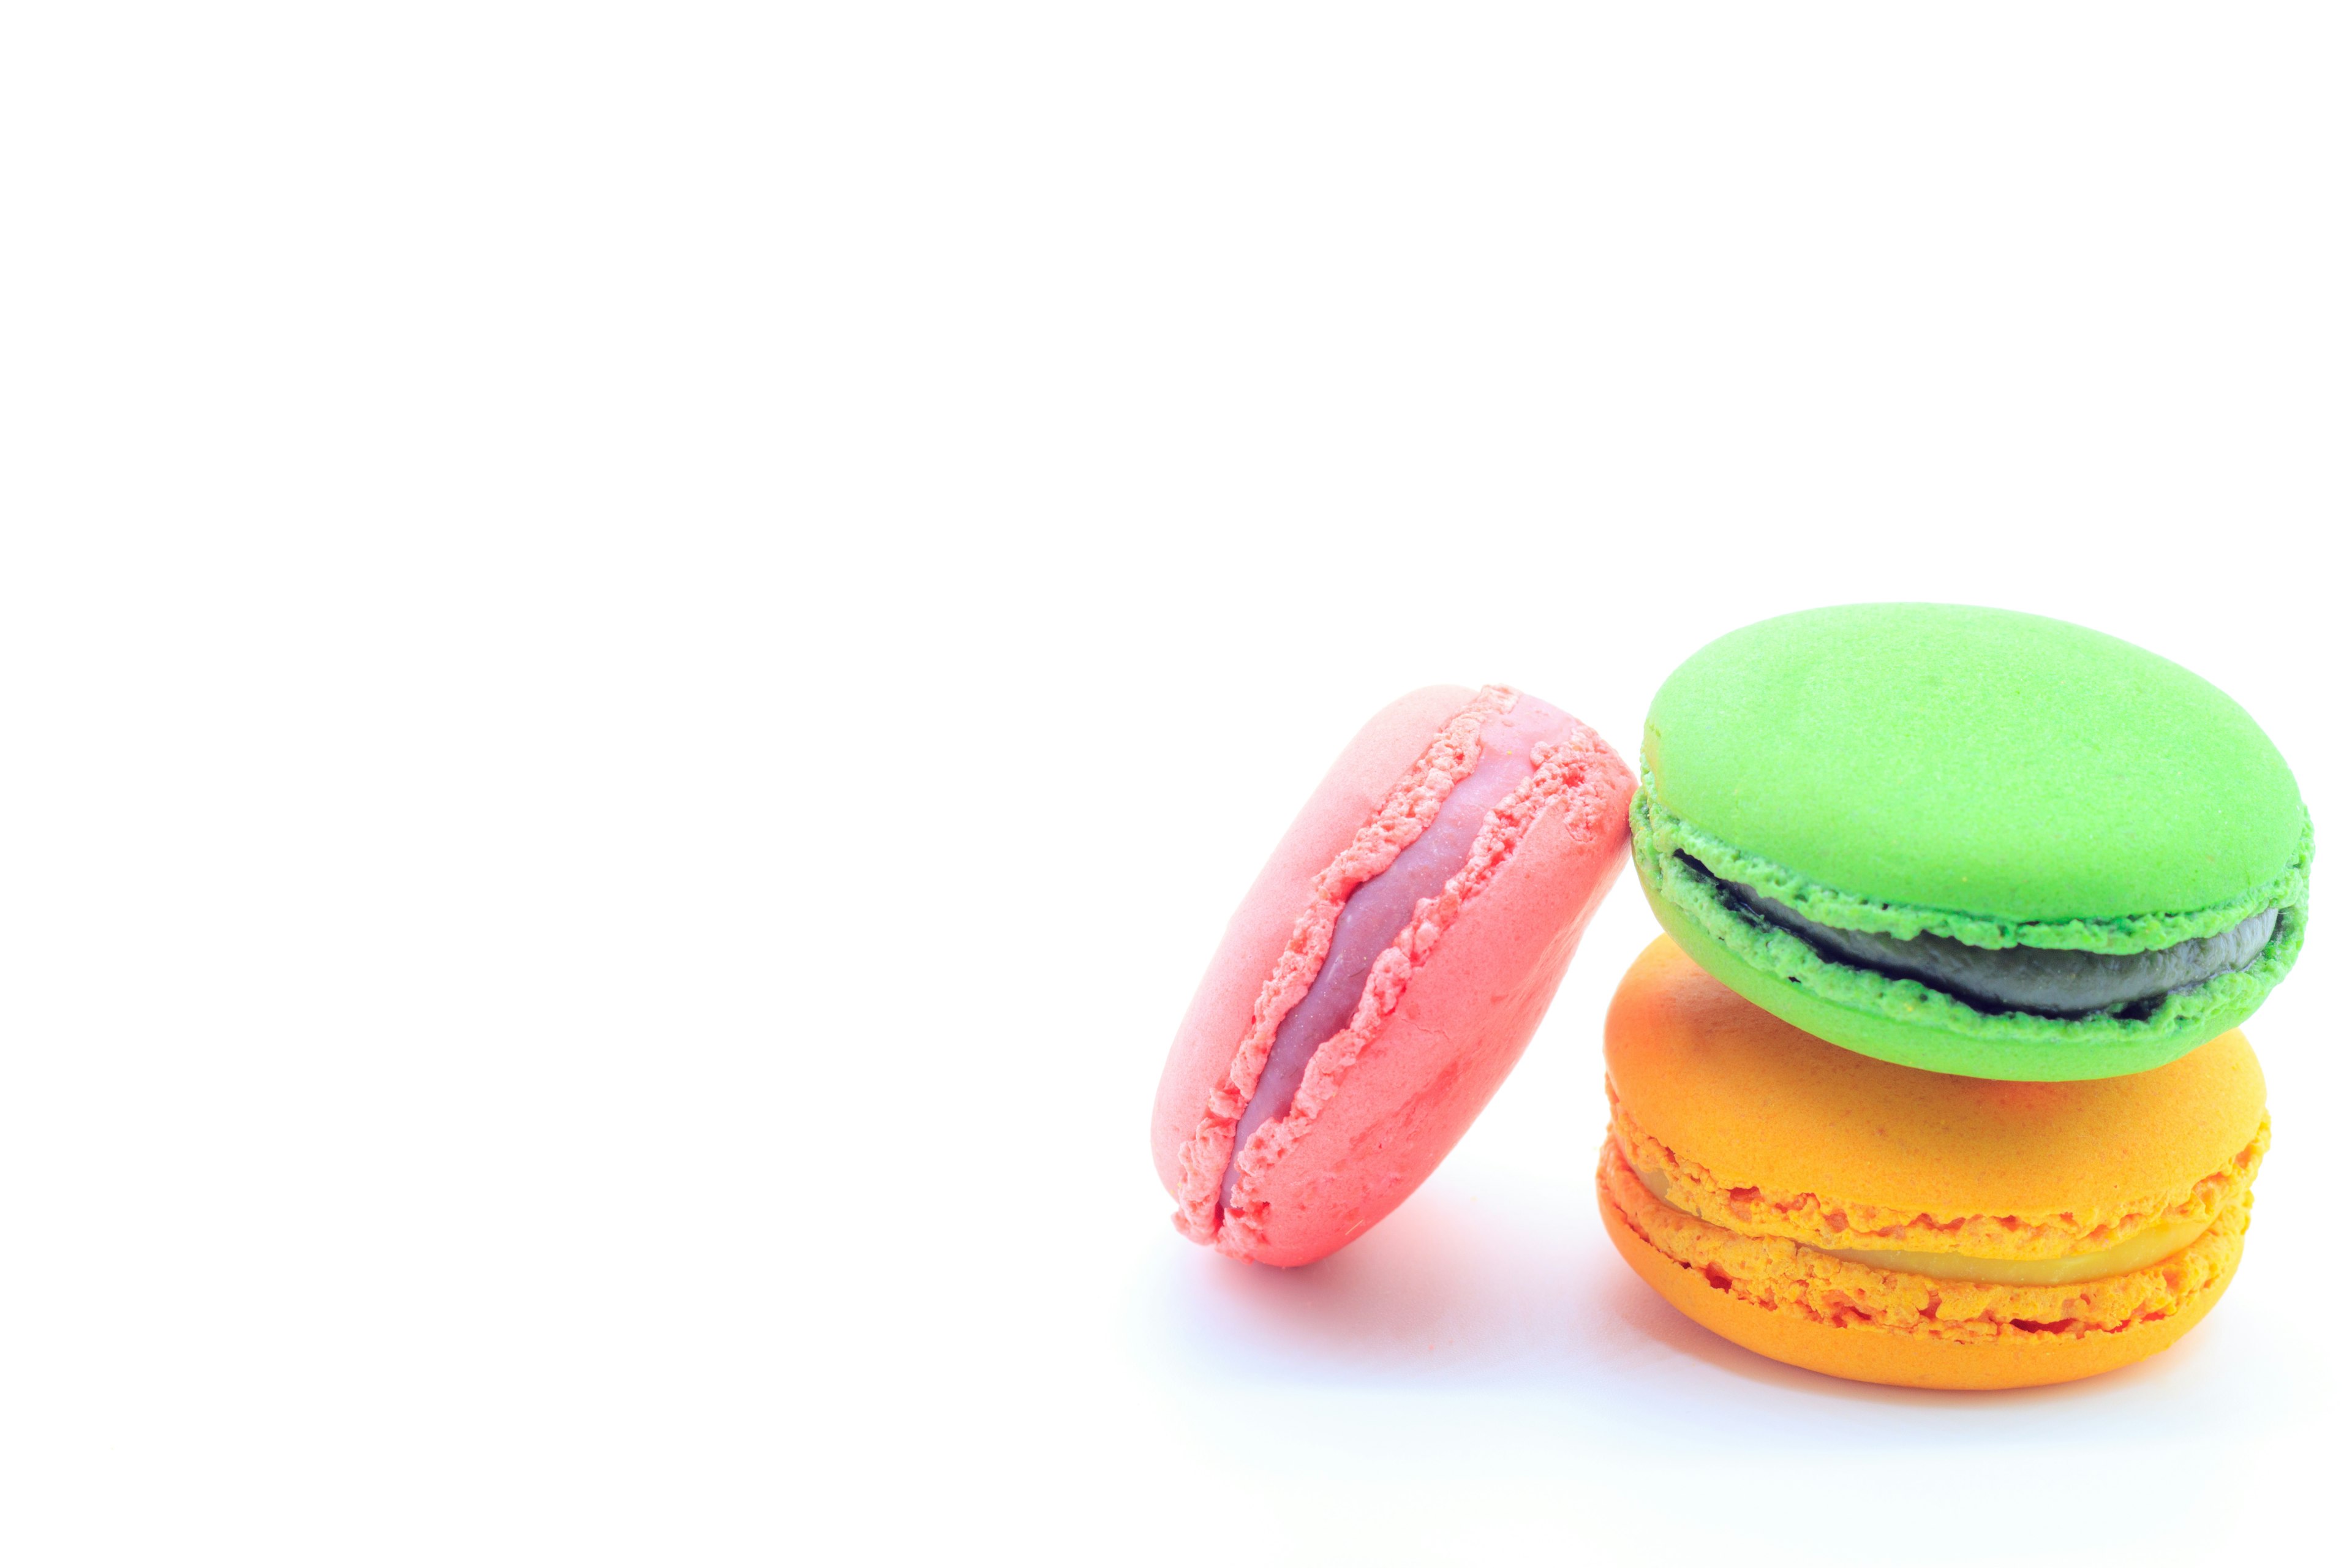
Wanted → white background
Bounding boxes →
[4,5,2348,1563]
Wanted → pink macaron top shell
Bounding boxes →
[1152,684,1635,1266]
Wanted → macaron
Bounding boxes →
[1153,685,1634,1265]
[1634,603,2309,1081]
[1597,937,2267,1389]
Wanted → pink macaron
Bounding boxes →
[1152,685,1635,1266]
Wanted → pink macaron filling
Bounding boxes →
[1218,694,1575,1213]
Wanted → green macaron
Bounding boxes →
[1633,603,2310,1081]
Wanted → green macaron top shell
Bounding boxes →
[1638,603,2310,1080]
[1645,603,2306,935]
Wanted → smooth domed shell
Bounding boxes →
[1604,939,2267,1221]
[1643,603,2304,921]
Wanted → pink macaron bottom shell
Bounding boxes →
[1153,684,1635,1267]
[1150,687,1475,1215]
[1241,795,1624,1264]
[1164,688,1512,1248]
[1219,695,1574,1210]
[1219,719,1629,1264]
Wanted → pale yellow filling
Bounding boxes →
[1636,1166,2213,1287]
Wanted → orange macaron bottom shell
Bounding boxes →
[1597,937,2267,1390]
[1598,1142,2248,1390]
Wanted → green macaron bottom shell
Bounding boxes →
[1632,787,2310,1081]
[1646,785,2312,955]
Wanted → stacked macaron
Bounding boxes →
[1599,605,2308,1388]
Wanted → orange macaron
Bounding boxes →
[1597,937,2269,1389]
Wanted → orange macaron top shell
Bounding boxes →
[1598,938,2267,1389]
[1607,938,2266,1248]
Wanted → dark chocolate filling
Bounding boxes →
[1677,852,2280,1020]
